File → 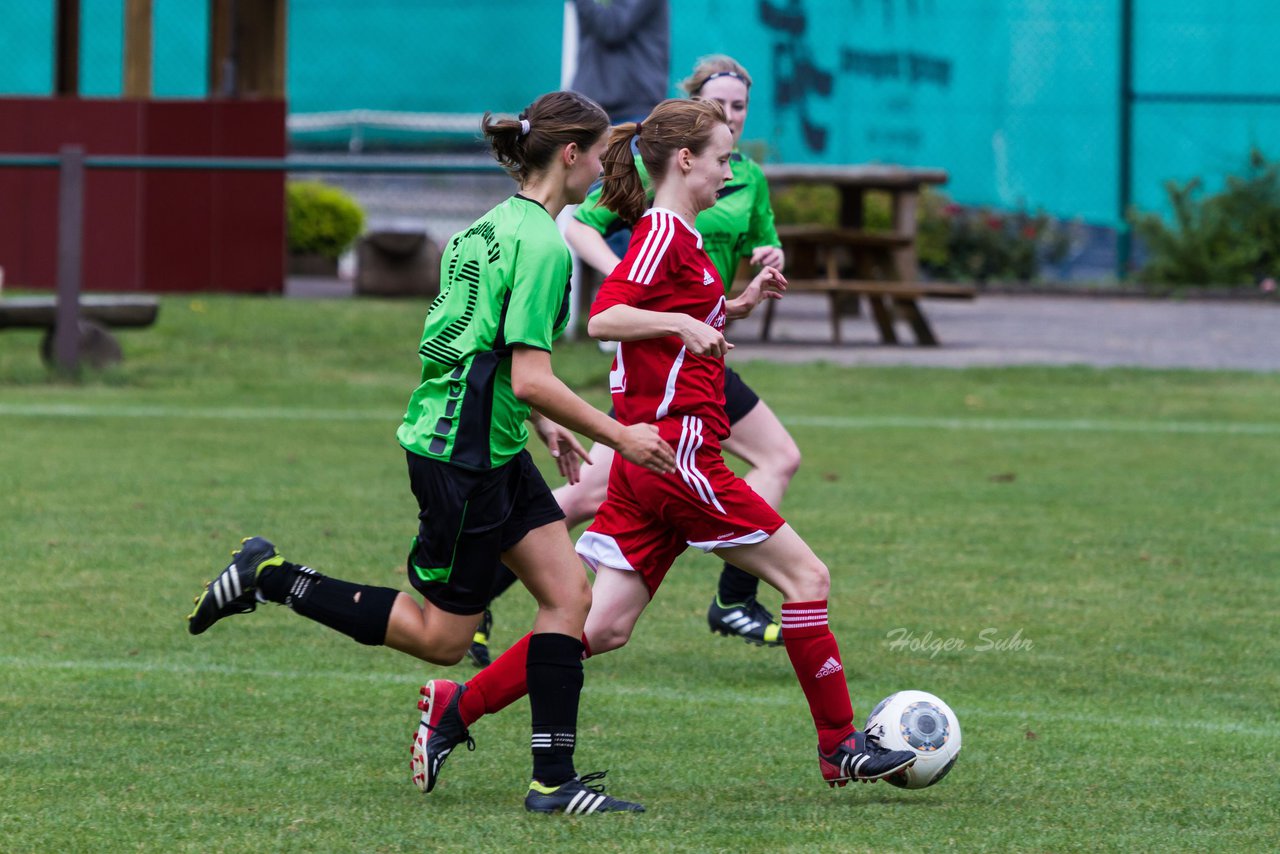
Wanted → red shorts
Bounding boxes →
[575,415,785,595]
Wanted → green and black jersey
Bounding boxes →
[574,150,780,290]
[397,195,571,470]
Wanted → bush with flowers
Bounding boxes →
[916,191,1071,282]
[770,183,1071,283]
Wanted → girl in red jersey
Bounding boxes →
[415,99,914,793]
[473,56,796,659]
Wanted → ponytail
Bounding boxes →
[481,90,609,184]
[599,99,729,223]
[599,123,648,224]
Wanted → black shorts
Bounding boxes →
[606,366,761,427]
[404,448,565,615]
[723,366,761,425]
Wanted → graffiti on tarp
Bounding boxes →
[840,48,951,87]
[760,0,835,152]
[759,0,953,154]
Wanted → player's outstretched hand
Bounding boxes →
[750,245,785,270]
[617,423,676,474]
[726,265,788,319]
[534,418,591,484]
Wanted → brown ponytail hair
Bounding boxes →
[481,90,609,184]
[599,98,729,223]
[680,54,753,97]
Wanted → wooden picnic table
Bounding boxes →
[759,164,974,345]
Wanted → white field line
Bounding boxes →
[0,403,390,422]
[782,414,1280,436]
[2,402,1279,436]
[2,654,1276,738]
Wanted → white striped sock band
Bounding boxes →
[286,566,316,606]
[531,732,576,751]
[781,605,829,630]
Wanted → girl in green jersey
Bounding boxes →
[188,91,674,814]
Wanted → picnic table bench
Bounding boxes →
[760,164,975,345]
[761,278,975,345]
[0,294,160,367]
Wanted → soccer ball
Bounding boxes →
[864,690,961,789]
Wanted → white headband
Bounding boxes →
[519,118,531,136]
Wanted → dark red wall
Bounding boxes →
[0,98,285,293]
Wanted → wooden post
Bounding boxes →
[210,0,287,98]
[55,0,81,96]
[123,0,154,98]
[890,189,919,281]
[55,146,86,373]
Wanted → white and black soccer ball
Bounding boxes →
[864,690,961,789]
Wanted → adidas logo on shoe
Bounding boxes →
[814,656,844,678]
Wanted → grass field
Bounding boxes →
[2,295,1278,852]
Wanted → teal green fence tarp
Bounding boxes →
[3,0,1278,226]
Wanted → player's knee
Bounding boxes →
[756,439,801,487]
[421,640,469,667]
[587,623,631,653]
[797,557,830,601]
[776,441,802,483]
[537,576,592,624]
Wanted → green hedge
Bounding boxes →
[286,181,365,258]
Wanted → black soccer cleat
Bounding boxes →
[707,595,782,646]
[817,729,916,787]
[187,536,285,635]
[466,609,493,668]
[411,679,475,793]
[525,772,645,814]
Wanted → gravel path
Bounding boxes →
[725,293,1280,372]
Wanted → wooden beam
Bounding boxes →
[272,0,288,98]
[55,0,81,96]
[123,0,153,98]
[209,0,287,98]
[209,0,233,97]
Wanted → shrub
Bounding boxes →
[1131,148,1280,286]
[770,184,891,229]
[286,181,365,258]
[770,182,1069,282]
[920,198,1071,282]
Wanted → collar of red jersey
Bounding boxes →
[645,206,703,248]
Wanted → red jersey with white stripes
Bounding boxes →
[589,207,730,440]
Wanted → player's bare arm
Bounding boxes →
[564,218,623,276]
[511,346,675,473]
[588,303,730,357]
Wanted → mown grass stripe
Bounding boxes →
[3,654,1275,738]
[3,402,1279,436]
